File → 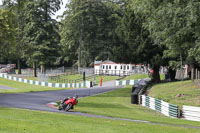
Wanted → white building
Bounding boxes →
[94,60,146,76]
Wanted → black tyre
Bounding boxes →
[64,103,72,112]
[58,105,62,110]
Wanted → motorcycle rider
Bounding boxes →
[59,95,78,110]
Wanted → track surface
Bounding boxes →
[0,85,121,112]
[0,83,200,129]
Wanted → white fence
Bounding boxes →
[141,95,180,118]
[0,73,92,88]
[182,105,200,122]
[115,79,141,86]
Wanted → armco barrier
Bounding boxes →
[0,73,92,88]
[115,79,141,86]
[141,95,180,118]
[182,105,200,122]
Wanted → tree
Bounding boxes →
[60,0,121,68]
[2,0,30,74]
[22,0,61,76]
[133,0,200,72]
[0,7,17,63]
[113,1,167,82]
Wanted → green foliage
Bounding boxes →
[133,0,200,68]
[113,1,167,82]
[59,0,120,67]
[22,0,61,69]
[0,8,17,62]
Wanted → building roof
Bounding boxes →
[94,60,102,65]
[102,60,116,64]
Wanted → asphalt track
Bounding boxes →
[0,85,121,112]
[0,83,200,129]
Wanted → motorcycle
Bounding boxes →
[58,95,78,111]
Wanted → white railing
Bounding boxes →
[182,105,200,122]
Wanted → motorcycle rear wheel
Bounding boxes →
[65,103,72,111]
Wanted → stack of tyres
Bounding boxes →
[131,85,143,104]
[131,78,151,104]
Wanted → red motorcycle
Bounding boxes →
[58,95,78,111]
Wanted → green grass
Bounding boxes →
[23,74,120,84]
[148,80,200,107]
[0,107,199,133]
[77,86,200,127]
[123,74,165,80]
[23,77,38,81]
[0,77,70,93]
[94,75,120,84]
[123,74,150,80]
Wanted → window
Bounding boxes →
[115,66,117,69]
[103,65,105,69]
[109,65,111,69]
[124,66,126,70]
[121,65,122,69]
[127,66,129,70]
[106,65,108,69]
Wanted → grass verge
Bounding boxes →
[76,86,200,127]
[123,74,165,80]
[0,77,70,93]
[148,80,200,107]
[0,107,199,133]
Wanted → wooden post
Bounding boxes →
[191,69,194,81]
[138,95,141,105]
[196,69,198,80]
[198,71,200,80]
[178,106,181,118]
[83,72,85,81]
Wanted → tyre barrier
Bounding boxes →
[131,78,151,104]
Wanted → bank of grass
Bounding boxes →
[148,80,200,107]
[77,86,200,127]
[0,77,70,93]
[123,73,165,80]
[0,107,199,133]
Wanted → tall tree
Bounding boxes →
[0,7,17,63]
[2,0,29,74]
[133,0,199,71]
[60,0,119,67]
[113,1,166,82]
[22,0,61,76]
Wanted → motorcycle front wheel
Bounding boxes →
[58,105,62,110]
[64,103,72,111]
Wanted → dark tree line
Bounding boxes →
[1,0,200,82]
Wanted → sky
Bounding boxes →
[0,0,68,21]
